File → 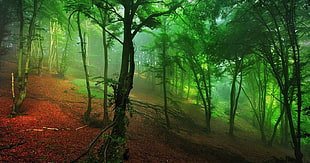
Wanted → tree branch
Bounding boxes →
[94,0,124,21]
[83,12,123,45]
[132,2,182,38]
[70,122,115,163]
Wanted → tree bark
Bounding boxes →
[229,59,243,136]
[13,0,38,114]
[162,35,170,128]
[100,8,110,124]
[77,12,92,122]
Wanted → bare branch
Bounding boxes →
[94,0,124,21]
[83,12,123,45]
[70,122,115,163]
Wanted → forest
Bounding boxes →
[0,0,309,162]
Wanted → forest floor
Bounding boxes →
[0,53,307,163]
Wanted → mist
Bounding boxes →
[0,0,309,162]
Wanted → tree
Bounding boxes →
[13,0,39,114]
[247,0,308,161]
[66,1,93,122]
[76,12,93,122]
[100,6,111,124]
[82,1,121,124]
[212,8,261,136]
[89,1,182,161]
[143,19,174,128]
[242,55,272,143]
[0,0,15,53]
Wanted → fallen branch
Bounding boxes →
[0,142,25,150]
[130,99,162,111]
[25,129,44,132]
[71,122,114,163]
[24,127,62,132]
[43,127,59,131]
[132,108,156,119]
[75,125,88,131]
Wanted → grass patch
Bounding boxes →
[70,78,113,99]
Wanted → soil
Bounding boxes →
[0,53,305,163]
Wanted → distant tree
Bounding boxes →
[214,4,270,136]
[242,55,273,143]
[143,18,174,128]
[82,1,122,124]
[0,0,15,52]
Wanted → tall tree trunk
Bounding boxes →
[187,56,211,133]
[229,59,243,136]
[100,9,110,124]
[162,38,170,129]
[38,34,44,77]
[48,19,57,73]
[77,12,92,122]
[13,0,38,114]
[16,0,24,87]
[286,0,303,161]
[99,2,135,162]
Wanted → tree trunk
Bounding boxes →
[13,0,38,114]
[16,0,24,87]
[229,59,243,136]
[162,38,170,129]
[77,12,92,122]
[48,19,57,73]
[38,34,44,77]
[188,57,211,133]
[99,2,135,161]
[100,8,110,124]
[286,1,303,161]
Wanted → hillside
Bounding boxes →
[0,53,302,162]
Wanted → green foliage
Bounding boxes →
[70,78,113,99]
[92,76,119,87]
[102,134,126,163]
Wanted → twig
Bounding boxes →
[43,127,59,131]
[25,129,44,132]
[75,125,88,131]
[71,122,114,163]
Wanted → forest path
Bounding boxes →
[0,53,295,162]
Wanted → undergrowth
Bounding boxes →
[70,78,113,99]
